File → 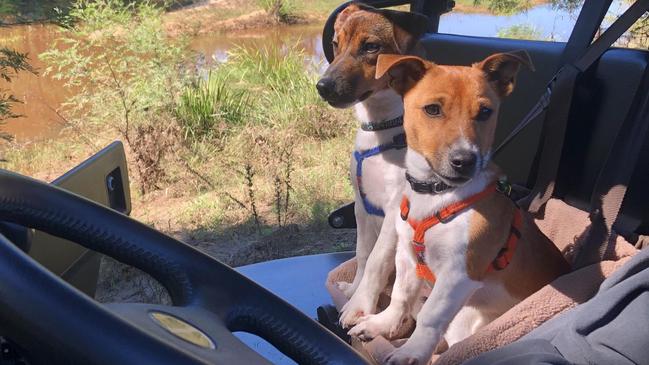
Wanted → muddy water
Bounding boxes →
[190,24,324,69]
[0,24,71,141]
[1,5,588,142]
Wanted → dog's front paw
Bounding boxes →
[336,281,357,298]
[339,293,375,328]
[385,346,427,365]
[385,333,438,365]
[348,309,408,341]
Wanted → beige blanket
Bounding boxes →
[325,199,639,364]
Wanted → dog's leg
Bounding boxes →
[444,305,492,347]
[347,239,421,340]
[340,209,398,328]
[385,268,481,365]
[337,204,379,298]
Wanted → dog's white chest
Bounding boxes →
[396,210,471,270]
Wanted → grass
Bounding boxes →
[145,41,353,234]
[171,42,355,233]
[176,71,250,142]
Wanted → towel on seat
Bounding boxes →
[325,199,638,364]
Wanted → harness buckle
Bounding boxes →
[496,179,513,196]
[435,211,453,224]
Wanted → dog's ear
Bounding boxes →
[476,50,535,97]
[334,3,362,33]
[374,9,430,53]
[376,54,428,95]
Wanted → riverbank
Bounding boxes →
[164,0,339,36]
[163,0,552,36]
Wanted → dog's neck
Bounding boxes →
[403,148,496,221]
[353,89,405,150]
[355,88,403,125]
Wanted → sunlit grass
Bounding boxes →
[176,71,250,142]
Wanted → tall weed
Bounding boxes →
[176,72,249,142]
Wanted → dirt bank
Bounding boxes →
[164,0,321,36]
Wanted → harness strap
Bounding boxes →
[400,182,522,284]
[354,133,406,217]
[487,209,523,273]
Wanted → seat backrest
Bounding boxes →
[421,33,649,234]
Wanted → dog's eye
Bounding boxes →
[476,106,493,121]
[362,42,381,54]
[424,104,442,117]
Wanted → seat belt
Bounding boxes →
[493,0,613,158]
[525,0,649,213]
[493,0,612,156]
[491,0,649,214]
[573,75,649,268]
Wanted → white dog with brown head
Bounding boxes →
[348,52,570,365]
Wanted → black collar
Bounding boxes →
[405,172,453,194]
[360,115,404,132]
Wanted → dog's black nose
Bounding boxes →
[316,77,336,99]
[449,149,477,175]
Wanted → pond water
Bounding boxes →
[1,2,626,142]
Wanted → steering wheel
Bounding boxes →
[0,170,369,365]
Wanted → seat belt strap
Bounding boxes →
[526,0,649,213]
[493,0,615,157]
[573,74,649,268]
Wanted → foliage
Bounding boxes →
[0,47,33,142]
[497,23,544,40]
[0,0,201,24]
[550,0,582,12]
[41,0,190,194]
[222,43,336,130]
[174,42,353,230]
[473,0,533,15]
[257,0,296,23]
[176,72,249,142]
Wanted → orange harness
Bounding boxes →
[399,182,523,284]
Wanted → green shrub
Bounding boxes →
[0,47,33,143]
[497,23,544,40]
[257,0,296,23]
[223,43,341,131]
[473,0,532,15]
[176,72,249,142]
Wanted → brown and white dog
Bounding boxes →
[316,3,429,328]
[348,52,570,365]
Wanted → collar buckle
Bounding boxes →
[406,172,452,195]
[435,211,453,224]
